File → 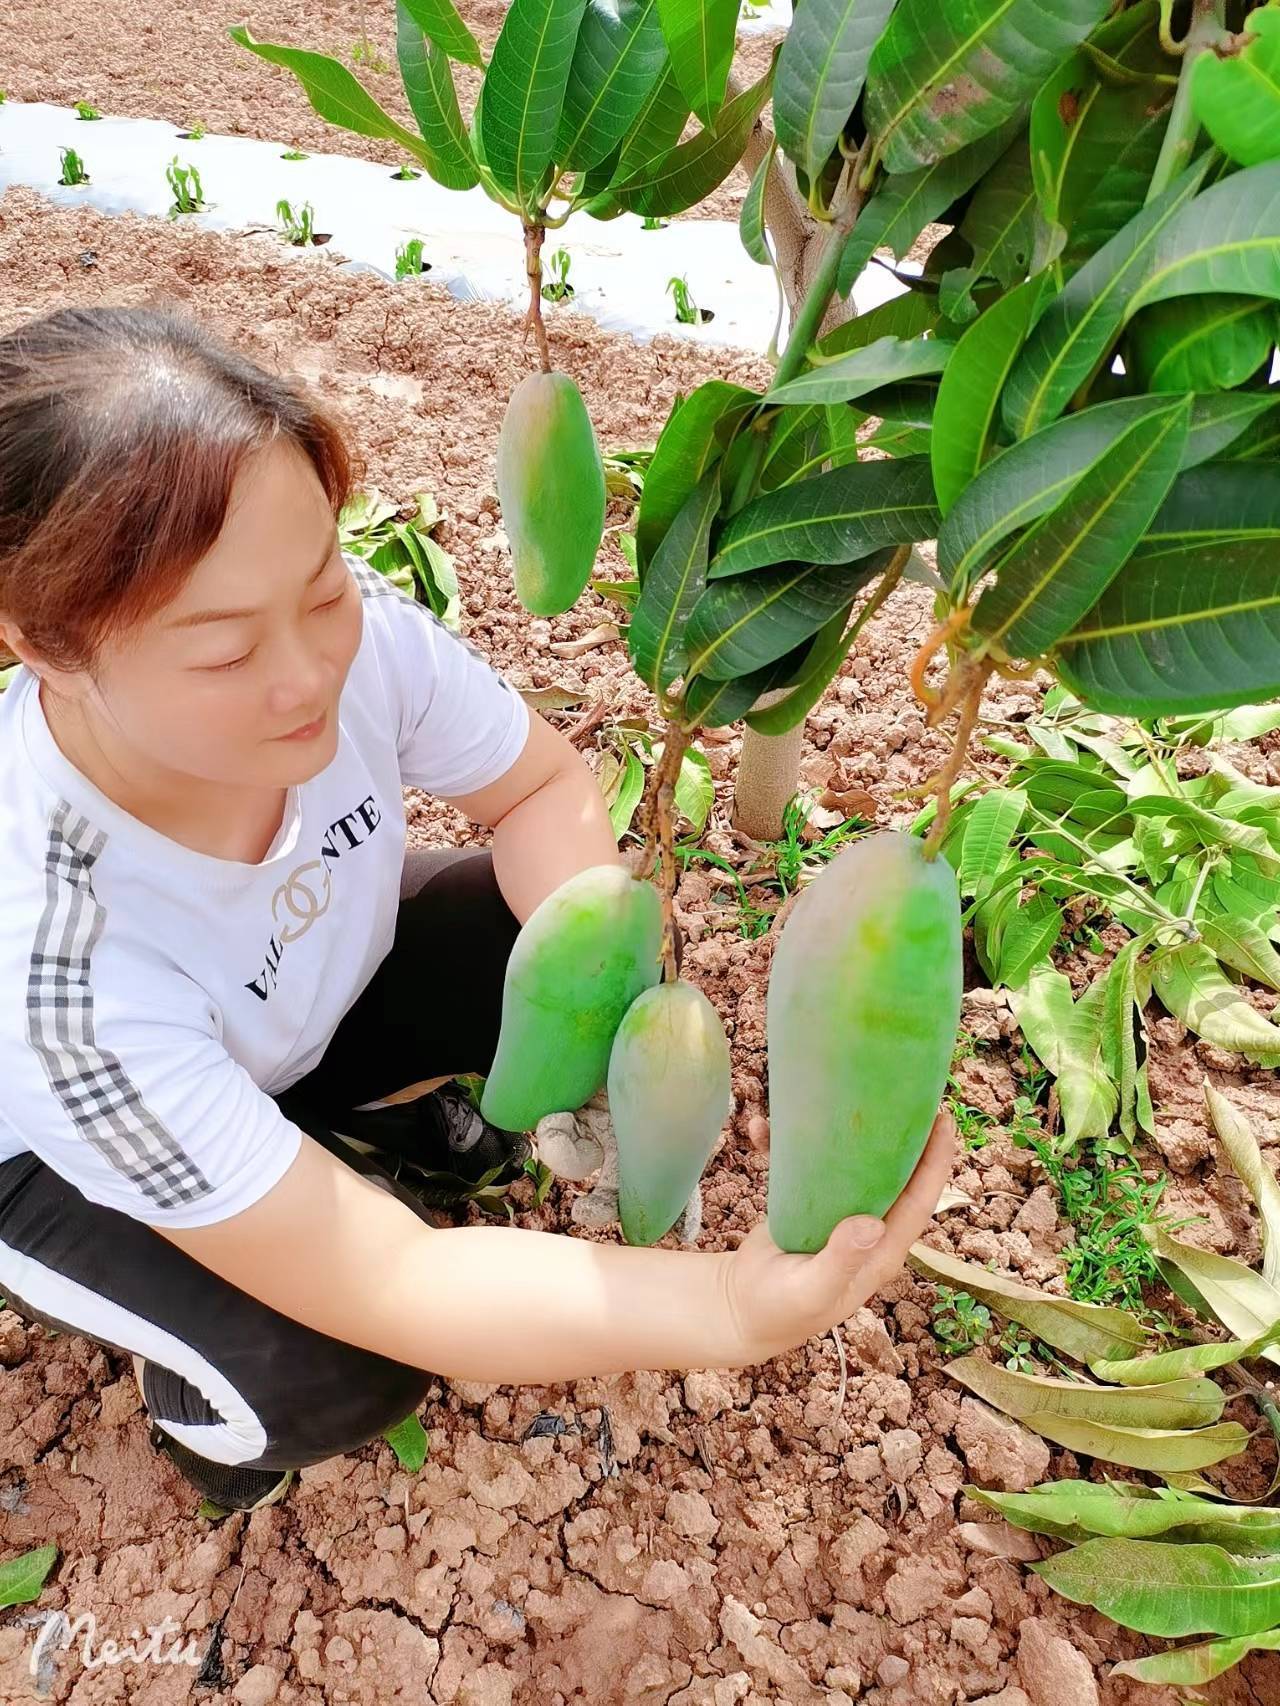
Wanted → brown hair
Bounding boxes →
[0,305,361,673]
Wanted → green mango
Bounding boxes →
[480,864,662,1132]
[496,371,606,617]
[608,980,732,1247]
[766,831,962,1253]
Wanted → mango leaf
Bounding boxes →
[863,0,1111,175]
[382,1411,430,1471]
[615,63,774,216]
[1126,157,1280,318]
[628,466,722,695]
[1199,913,1280,993]
[397,0,483,65]
[229,26,441,169]
[612,60,689,178]
[1140,1222,1280,1356]
[1126,795,1280,872]
[1112,1626,1280,1684]
[1002,154,1214,439]
[1036,1539,1280,1637]
[907,1242,1149,1363]
[972,1480,1280,1553]
[1099,932,1155,1142]
[1010,964,1118,1147]
[681,639,818,728]
[555,0,668,172]
[973,395,1190,658]
[476,0,590,207]
[774,0,897,185]
[1127,293,1280,393]
[1092,1323,1280,1388]
[766,336,953,408]
[741,597,858,736]
[959,788,1027,894]
[395,5,482,189]
[1150,940,1280,1067]
[0,1544,58,1610]
[948,1354,1227,1433]
[1055,537,1280,717]
[996,893,1063,989]
[1192,8,1280,169]
[637,381,756,568]
[1205,1081,1280,1290]
[710,456,939,578]
[655,0,738,127]
[1145,459,1280,548]
[954,134,1037,307]
[675,746,713,833]
[685,555,886,680]
[819,287,940,355]
[739,137,775,266]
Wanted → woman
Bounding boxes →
[0,306,955,1514]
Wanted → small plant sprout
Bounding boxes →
[540,248,575,303]
[74,100,102,120]
[276,199,315,245]
[57,147,89,186]
[395,238,430,279]
[641,214,669,231]
[178,120,206,140]
[165,157,205,216]
[280,148,308,161]
[391,161,422,180]
[667,275,714,324]
[0,91,8,104]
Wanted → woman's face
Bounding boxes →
[62,439,364,792]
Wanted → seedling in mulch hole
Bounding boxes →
[177,120,206,140]
[391,161,421,180]
[57,147,89,186]
[541,248,575,303]
[281,148,308,161]
[74,100,102,120]
[166,157,205,215]
[667,275,714,324]
[0,92,7,104]
[277,198,315,245]
[395,237,431,278]
[641,215,668,231]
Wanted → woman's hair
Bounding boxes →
[0,305,360,673]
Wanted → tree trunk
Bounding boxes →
[732,689,807,840]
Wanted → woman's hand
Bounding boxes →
[719,1107,957,1365]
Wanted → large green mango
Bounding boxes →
[766,831,962,1253]
[608,980,732,1247]
[496,372,606,617]
[480,865,662,1132]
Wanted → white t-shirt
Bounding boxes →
[0,554,530,1228]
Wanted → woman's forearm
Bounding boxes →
[491,762,622,923]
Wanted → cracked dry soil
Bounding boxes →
[1,192,1279,1706]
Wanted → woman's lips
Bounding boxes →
[276,710,327,741]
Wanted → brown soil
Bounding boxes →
[1,189,1278,1706]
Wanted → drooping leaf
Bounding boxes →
[1192,7,1280,169]
[766,336,953,407]
[636,381,756,568]
[972,395,1190,658]
[1205,1081,1280,1290]
[1198,913,1280,993]
[996,892,1063,988]
[681,638,819,727]
[1127,293,1280,393]
[1112,1626,1280,1684]
[605,741,646,836]
[1149,945,1280,1071]
[1099,931,1154,1142]
[397,0,484,65]
[1009,964,1118,1146]
[1036,1539,1280,1637]
[774,0,897,185]
[476,0,591,207]
[710,456,939,577]
[740,597,858,736]
[685,554,887,680]
[1092,1322,1280,1388]
[1140,1220,1280,1354]
[740,137,775,265]
[628,466,722,695]
[674,744,714,832]
[614,64,775,216]
[395,4,482,189]
[958,787,1028,894]
[655,0,739,127]
[555,0,668,171]
[972,1480,1280,1553]
[947,1354,1228,1434]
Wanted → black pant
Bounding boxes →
[0,847,521,1473]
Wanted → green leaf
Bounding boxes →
[382,1411,430,1471]
[766,336,953,407]
[228,25,441,169]
[0,1544,58,1609]
[607,742,646,837]
[685,555,887,680]
[957,134,1037,296]
[907,1242,1150,1363]
[628,465,722,695]
[741,597,859,735]
[931,276,1048,516]
[947,1354,1228,1434]
[1140,1220,1280,1351]
[615,64,775,216]
[1205,1082,1280,1291]
[681,640,819,727]
[636,381,756,568]
[475,0,590,207]
[973,1480,1280,1553]
[1009,964,1118,1147]
[739,137,775,265]
[1127,293,1280,392]
[613,60,689,178]
[1126,158,1280,318]
[1036,1539,1280,1637]
[1099,931,1154,1142]
[1003,154,1214,439]
[1150,943,1280,1066]
[1113,1626,1280,1684]
[395,5,482,189]
[1054,538,1280,717]
[863,0,1112,175]
[397,0,484,65]
[656,0,738,126]
[996,891,1062,988]
[1199,913,1280,993]
[675,745,714,832]
[1192,8,1280,169]
[555,0,667,171]
[1146,459,1280,548]
[818,288,940,356]
[1092,1323,1280,1388]
[959,787,1027,893]
[774,0,896,185]
[709,455,939,577]
[972,395,1190,658]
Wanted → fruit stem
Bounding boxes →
[522,222,552,373]
[919,664,990,859]
[636,719,690,982]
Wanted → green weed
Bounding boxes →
[276,198,315,245]
[166,157,204,215]
[667,274,713,324]
[57,147,89,186]
[541,248,574,303]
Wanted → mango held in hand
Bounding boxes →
[766,831,962,1254]
[480,865,662,1133]
[496,371,606,617]
[608,980,731,1247]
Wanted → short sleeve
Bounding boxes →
[361,573,530,796]
[3,1004,304,1229]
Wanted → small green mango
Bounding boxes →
[480,865,662,1132]
[608,979,731,1247]
[766,831,962,1253]
[496,371,606,617]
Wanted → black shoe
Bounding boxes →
[150,1424,294,1513]
[333,1087,532,1203]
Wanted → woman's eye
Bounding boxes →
[314,592,346,613]
[208,651,255,672]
